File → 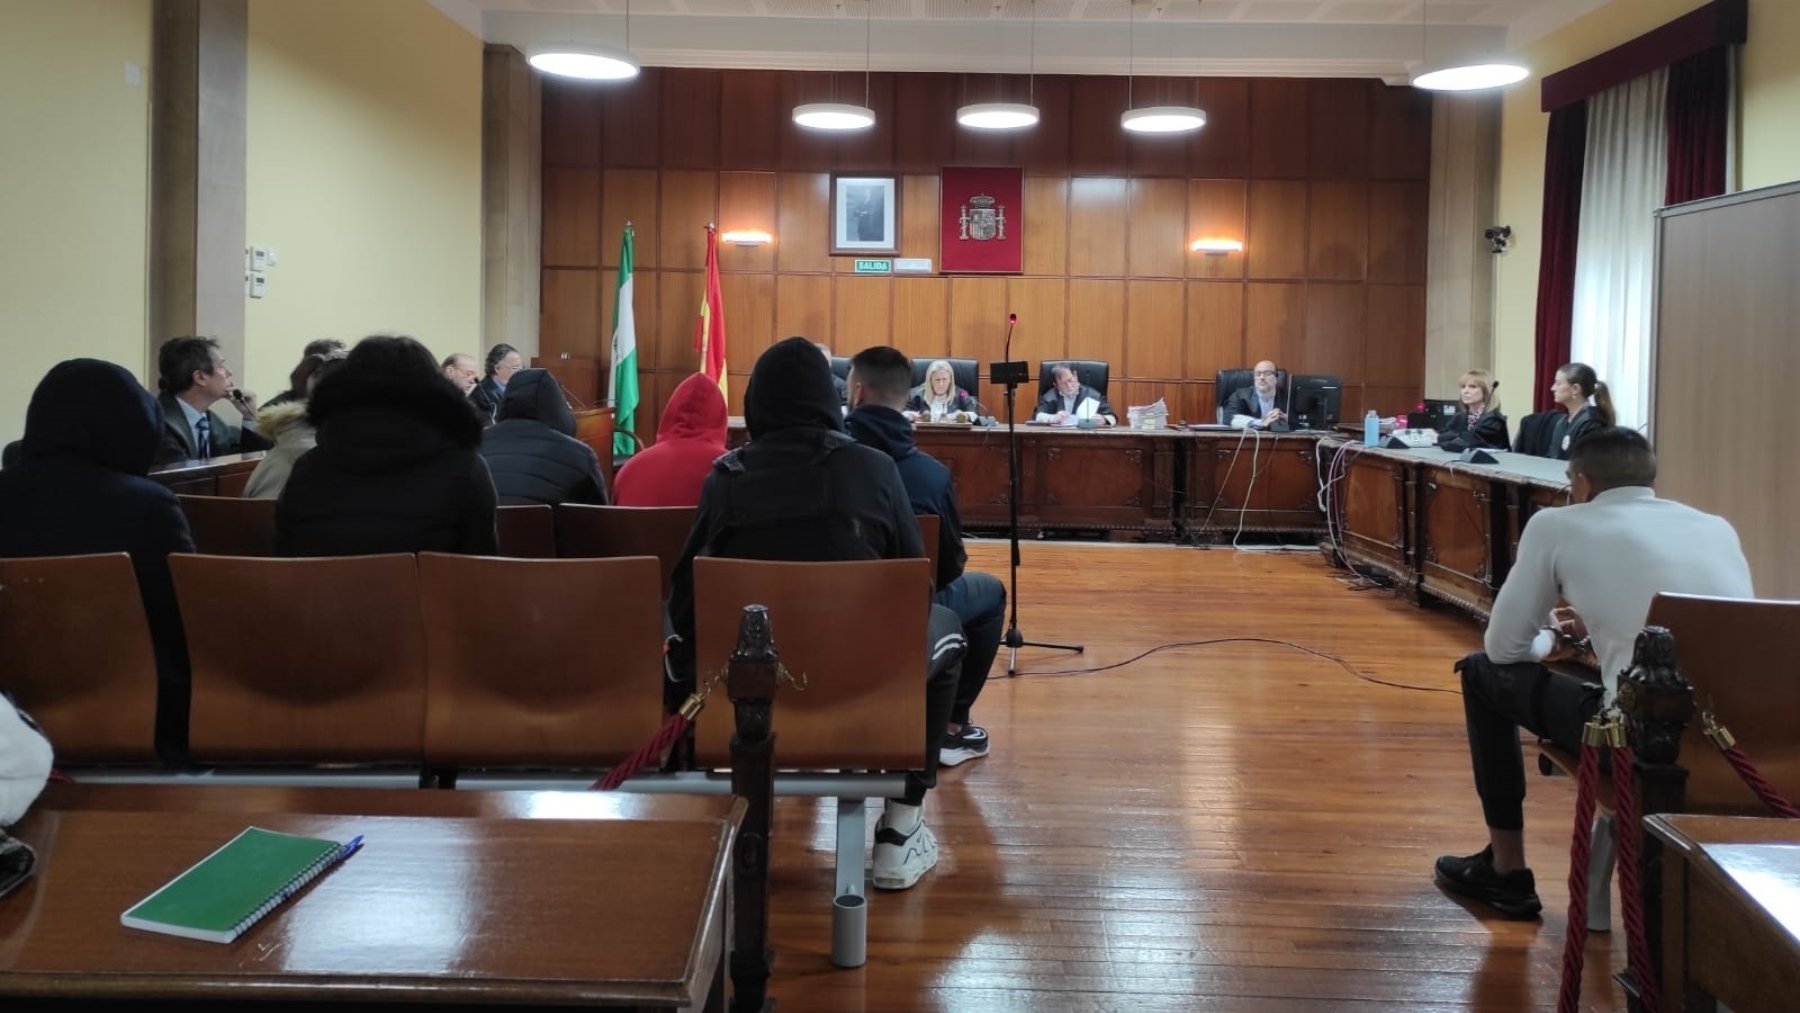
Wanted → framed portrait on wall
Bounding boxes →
[829,174,900,256]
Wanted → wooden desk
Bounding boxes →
[725,419,1326,538]
[1322,439,1571,616]
[150,453,264,497]
[1,800,742,1010]
[1648,814,1800,1013]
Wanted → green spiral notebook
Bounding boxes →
[120,826,364,943]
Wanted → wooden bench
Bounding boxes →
[554,504,696,596]
[177,494,277,556]
[0,553,160,763]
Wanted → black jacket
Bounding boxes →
[667,338,923,694]
[1223,385,1291,428]
[1551,404,1606,460]
[479,369,608,507]
[1513,409,1562,457]
[276,368,499,557]
[847,404,965,591]
[1035,384,1115,422]
[155,393,273,463]
[470,376,504,424]
[0,360,196,761]
[1440,408,1510,452]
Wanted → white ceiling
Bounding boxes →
[432,0,1614,80]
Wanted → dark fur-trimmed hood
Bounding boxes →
[304,367,483,474]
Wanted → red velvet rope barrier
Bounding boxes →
[592,711,693,791]
[1556,739,1603,1013]
[1610,746,1661,1013]
[1717,743,1800,818]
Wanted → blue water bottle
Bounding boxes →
[1362,410,1379,447]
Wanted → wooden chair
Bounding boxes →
[691,557,932,966]
[0,554,159,762]
[417,553,665,771]
[916,514,939,577]
[554,504,696,595]
[170,554,427,766]
[496,504,557,558]
[178,494,277,556]
[1539,592,1800,929]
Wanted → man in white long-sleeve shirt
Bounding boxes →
[1434,427,1753,918]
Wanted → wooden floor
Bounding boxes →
[761,541,1628,1012]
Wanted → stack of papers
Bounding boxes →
[1126,399,1169,431]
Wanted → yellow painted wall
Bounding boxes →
[1494,0,1800,411]
[0,0,152,446]
[244,0,481,401]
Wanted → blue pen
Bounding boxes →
[342,834,365,858]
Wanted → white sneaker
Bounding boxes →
[871,813,939,890]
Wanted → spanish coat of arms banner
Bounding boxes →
[939,166,1023,274]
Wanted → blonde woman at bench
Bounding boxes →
[667,338,965,891]
[1435,428,1752,918]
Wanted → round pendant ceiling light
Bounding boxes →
[793,102,877,131]
[527,43,639,81]
[1411,62,1530,91]
[958,102,1040,130]
[1410,0,1526,92]
[1122,105,1207,134]
[1120,3,1204,136]
[794,1,878,131]
[955,0,1039,130]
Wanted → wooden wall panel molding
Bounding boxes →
[1127,178,1187,280]
[1187,281,1246,380]
[1066,280,1125,376]
[835,276,894,349]
[542,168,600,268]
[538,69,1435,444]
[601,170,659,270]
[660,170,717,271]
[775,172,831,275]
[1125,280,1186,380]
[1249,79,1309,179]
[1186,179,1247,281]
[721,273,776,375]
[540,269,598,361]
[774,274,832,345]
[1068,177,1128,277]
[1247,180,1307,280]
[1006,277,1067,368]
[892,277,950,361]
[1307,181,1369,281]
[1307,80,1371,180]
[717,171,778,274]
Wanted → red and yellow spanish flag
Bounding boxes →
[694,224,728,399]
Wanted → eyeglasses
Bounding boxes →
[1253,370,1277,377]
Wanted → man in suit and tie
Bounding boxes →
[1225,360,1290,431]
[154,336,272,464]
[1033,365,1115,426]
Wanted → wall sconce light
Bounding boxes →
[722,230,772,247]
[1190,238,1244,255]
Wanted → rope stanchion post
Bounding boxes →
[726,605,780,1013]
[1613,626,1696,1012]
[1556,715,1609,1013]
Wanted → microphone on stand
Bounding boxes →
[1003,313,1017,360]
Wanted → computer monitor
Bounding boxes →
[1409,398,1461,432]
[1289,374,1341,432]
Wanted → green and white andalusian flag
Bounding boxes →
[609,223,638,458]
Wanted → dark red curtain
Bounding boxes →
[1532,102,1588,412]
[1666,46,1732,204]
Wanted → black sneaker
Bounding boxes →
[1434,845,1543,919]
[939,725,990,767]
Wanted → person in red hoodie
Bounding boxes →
[614,372,729,506]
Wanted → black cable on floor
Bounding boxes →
[1014,636,1461,694]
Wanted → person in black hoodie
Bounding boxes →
[479,368,608,506]
[846,346,1007,770]
[667,336,964,891]
[0,359,196,762]
[276,335,499,557]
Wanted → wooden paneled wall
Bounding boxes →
[540,70,1432,440]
